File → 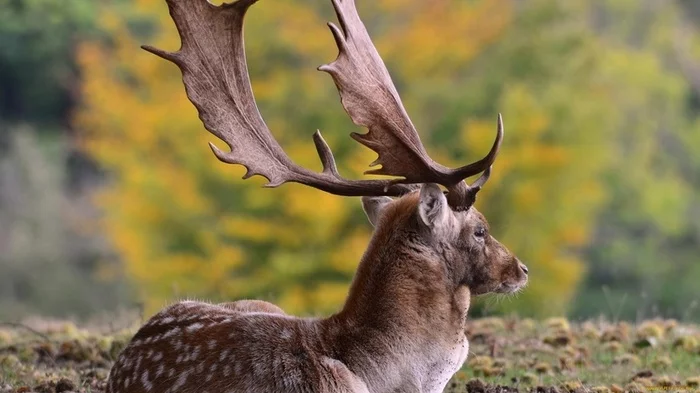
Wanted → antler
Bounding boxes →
[143,0,503,209]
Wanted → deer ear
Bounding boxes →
[419,183,450,228]
[362,196,393,227]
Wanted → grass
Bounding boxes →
[446,317,700,393]
[0,317,698,393]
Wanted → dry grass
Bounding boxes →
[0,317,699,393]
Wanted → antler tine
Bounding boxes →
[144,0,503,208]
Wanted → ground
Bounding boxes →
[0,317,698,393]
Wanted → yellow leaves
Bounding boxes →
[219,217,276,243]
[265,2,332,60]
[308,282,351,314]
[206,245,245,282]
[461,119,502,155]
[377,0,512,78]
[330,230,370,274]
[510,183,543,215]
[277,285,307,315]
[345,148,374,178]
[501,85,551,141]
[283,184,349,240]
[252,70,292,103]
[277,282,350,315]
[558,225,588,247]
[156,161,212,216]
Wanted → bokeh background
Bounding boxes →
[1,0,699,322]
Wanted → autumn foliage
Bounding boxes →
[76,0,694,317]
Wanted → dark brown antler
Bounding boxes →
[143,0,503,209]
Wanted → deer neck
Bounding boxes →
[337,243,469,334]
[339,221,469,327]
[322,227,470,388]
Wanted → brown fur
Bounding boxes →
[107,189,526,393]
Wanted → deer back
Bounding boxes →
[107,301,371,393]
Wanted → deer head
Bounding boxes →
[106,0,528,392]
[362,185,528,298]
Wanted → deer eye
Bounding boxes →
[474,227,486,238]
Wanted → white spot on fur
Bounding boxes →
[162,327,180,339]
[173,340,183,350]
[141,370,152,391]
[160,316,175,324]
[171,370,190,391]
[156,364,164,377]
[219,349,229,362]
[207,339,217,350]
[186,322,204,332]
[280,328,292,340]
[153,352,163,362]
[223,365,231,376]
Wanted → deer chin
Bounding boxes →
[494,281,527,294]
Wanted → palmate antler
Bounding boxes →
[143,0,503,210]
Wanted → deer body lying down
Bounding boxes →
[109,0,530,390]
[108,188,527,393]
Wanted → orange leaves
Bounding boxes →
[330,230,370,274]
[376,0,511,78]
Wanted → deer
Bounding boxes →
[106,0,529,392]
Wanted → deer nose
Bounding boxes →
[519,262,529,275]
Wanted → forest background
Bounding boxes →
[1,0,699,322]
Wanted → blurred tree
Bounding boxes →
[0,126,130,319]
[78,0,661,317]
[0,0,131,318]
[0,0,96,130]
[572,0,700,321]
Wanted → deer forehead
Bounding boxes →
[456,208,488,229]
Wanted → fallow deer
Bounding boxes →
[107,0,529,392]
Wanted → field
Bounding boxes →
[0,317,698,393]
